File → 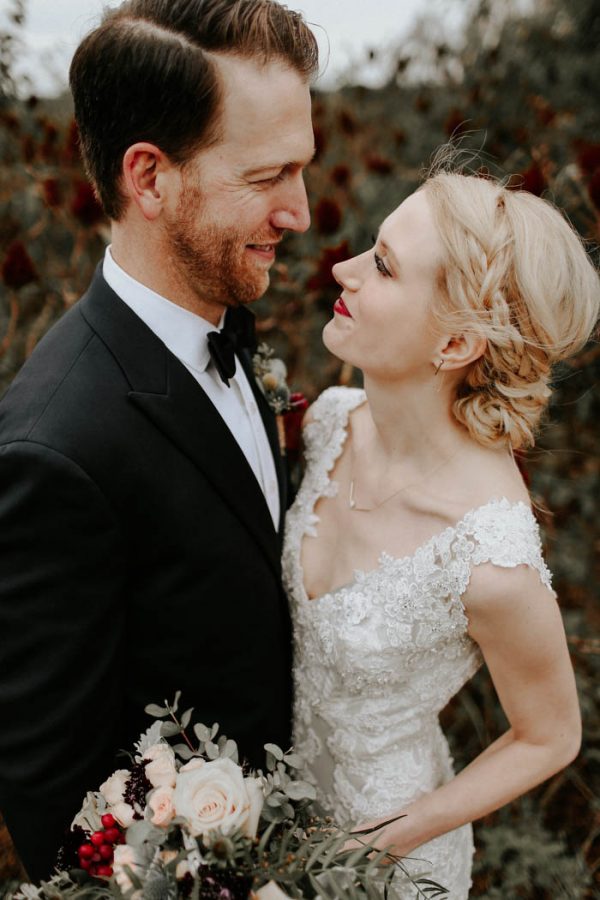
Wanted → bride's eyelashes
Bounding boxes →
[374,251,392,277]
[370,233,392,277]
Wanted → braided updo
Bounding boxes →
[424,172,600,449]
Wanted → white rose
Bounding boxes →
[149,785,175,827]
[254,882,291,900]
[111,801,136,828]
[173,757,262,837]
[144,743,177,788]
[113,844,143,898]
[99,769,129,805]
[180,757,205,773]
[244,777,264,840]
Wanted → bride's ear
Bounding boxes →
[121,142,174,221]
[435,332,487,372]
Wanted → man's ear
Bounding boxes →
[436,331,487,372]
[121,142,174,221]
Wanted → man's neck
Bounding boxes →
[110,226,224,326]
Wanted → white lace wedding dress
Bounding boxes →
[283,387,554,899]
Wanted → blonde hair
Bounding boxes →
[424,172,600,449]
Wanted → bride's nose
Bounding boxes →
[332,257,361,292]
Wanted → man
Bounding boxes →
[0,0,317,881]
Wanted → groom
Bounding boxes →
[0,0,317,882]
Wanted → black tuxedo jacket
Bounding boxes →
[0,268,292,881]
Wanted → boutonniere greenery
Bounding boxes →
[252,343,291,416]
[252,343,309,456]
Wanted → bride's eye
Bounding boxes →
[374,251,392,277]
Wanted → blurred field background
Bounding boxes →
[1,0,599,895]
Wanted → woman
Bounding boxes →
[282,166,600,897]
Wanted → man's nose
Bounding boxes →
[270,175,311,233]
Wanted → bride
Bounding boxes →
[282,165,599,897]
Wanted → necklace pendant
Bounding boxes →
[348,480,356,510]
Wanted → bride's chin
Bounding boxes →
[322,319,351,360]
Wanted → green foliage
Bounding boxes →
[1,0,599,895]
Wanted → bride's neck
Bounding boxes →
[361,372,471,468]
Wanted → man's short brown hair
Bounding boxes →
[69,0,319,220]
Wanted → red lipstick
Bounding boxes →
[334,297,353,318]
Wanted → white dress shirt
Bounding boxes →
[102,247,281,530]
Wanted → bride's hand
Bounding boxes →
[343,812,414,863]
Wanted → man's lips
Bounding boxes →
[246,241,280,259]
[334,297,353,318]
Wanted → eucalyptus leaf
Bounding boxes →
[180,707,194,729]
[205,740,219,759]
[264,743,284,761]
[285,780,317,801]
[283,752,303,769]
[144,703,168,718]
[160,721,181,738]
[173,743,195,760]
[193,722,211,742]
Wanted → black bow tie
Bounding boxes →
[207,306,257,387]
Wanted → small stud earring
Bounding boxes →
[434,360,444,376]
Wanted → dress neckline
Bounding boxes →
[301,496,531,604]
[298,387,531,605]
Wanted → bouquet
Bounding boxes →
[11,694,448,899]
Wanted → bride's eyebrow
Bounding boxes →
[377,233,401,273]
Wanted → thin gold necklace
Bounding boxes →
[348,446,461,512]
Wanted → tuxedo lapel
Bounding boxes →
[79,268,280,576]
[238,348,288,533]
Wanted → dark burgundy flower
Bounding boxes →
[314,197,342,235]
[444,109,469,138]
[575,140,600,176]
[284,393,309,453]
[394,129,406,146]
[123,762,153,818]
[330,164,351,187]
[588,170,600,211]
[313,124,327,160]
[414,93,432,114]
[365,154,393,175]
[0,110,20,132]
[42,177,62,208]
[55,824,89,872]
[41,122,59,161]
[21,135,36,163]
[197,866,252,900]
[64,119,82,164]
[513,162,545,197]
[71,180,105,226]
[2,240,38,289]
[338,111,358,136]
[307,240,352,291]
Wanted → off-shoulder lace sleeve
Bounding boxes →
[462,498,554,593]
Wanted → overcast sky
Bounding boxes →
[3,0,455,96]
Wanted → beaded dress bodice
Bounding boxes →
[283,387,553,898]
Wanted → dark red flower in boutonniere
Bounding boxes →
[283,393,309,454]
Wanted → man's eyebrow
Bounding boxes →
[243,148,316,178]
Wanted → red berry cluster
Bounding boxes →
[77,813,124,877]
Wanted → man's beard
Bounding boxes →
[164,184,280,309]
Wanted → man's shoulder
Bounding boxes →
[0,299,122,448]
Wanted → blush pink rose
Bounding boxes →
[149,786,175,827]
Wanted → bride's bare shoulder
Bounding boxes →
[411,441,531,527]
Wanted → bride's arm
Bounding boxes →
[356,562,581,857]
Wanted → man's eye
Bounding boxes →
[256,172,286,186]
[374,251,391,277]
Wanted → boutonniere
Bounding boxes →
[253,343,308,455]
